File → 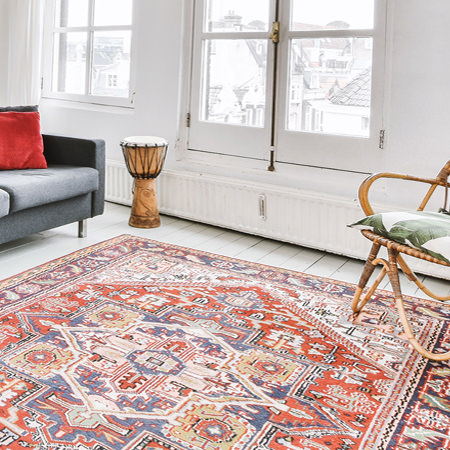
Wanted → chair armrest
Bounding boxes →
[42,134,106,216]
[359,172,445,216]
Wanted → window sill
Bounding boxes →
[40,97,135,115]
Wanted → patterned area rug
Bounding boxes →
[1,235,450,450]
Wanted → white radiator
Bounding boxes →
[105,161,134,205]
[106,160,450,279]
[106,156,450,279]
[106,160,369,258]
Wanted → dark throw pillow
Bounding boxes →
[0,105,39,112]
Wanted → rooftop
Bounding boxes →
[328,68,371,107]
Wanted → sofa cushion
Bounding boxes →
[0,188,9,218]
[0,111,47,169]
[0,165,99,213]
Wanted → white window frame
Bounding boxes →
[275,0,387,172]
[42,0,136,108]
[186,0,388,173]
[188,0,277,160]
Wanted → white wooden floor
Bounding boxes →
[1,202,449,300]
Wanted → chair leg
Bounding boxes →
[386,248,450,361]
[352,242,387,314]
[397,254,450,302]
[78,219,87,238]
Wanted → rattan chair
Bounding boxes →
[352,160,450,361]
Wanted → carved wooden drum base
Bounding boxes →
[121,135,168,229]
[129,179,160,228]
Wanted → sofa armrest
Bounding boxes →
[42,134,105,217]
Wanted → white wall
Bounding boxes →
[33,1,450,197]
[39,0,185,167]
[386,0,450,176]
[0,1,9,105]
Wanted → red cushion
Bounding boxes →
[0,112,47,170]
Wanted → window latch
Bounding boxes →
[379,129,385,149]
[270,21,280,44]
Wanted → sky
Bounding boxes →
[56,0,132,27]
[207,0,374,29]
[58,0,374,30]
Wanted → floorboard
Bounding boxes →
[1,202,449,307]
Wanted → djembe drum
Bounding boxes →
[120,136,168,228]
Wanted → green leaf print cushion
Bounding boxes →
[348,211,450,264]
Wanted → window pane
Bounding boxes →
[94,0,133,26]
[52,32,87,94]
[287,38,372,137]
[91,31,132,97]
[201,39,267,127]
[205,0,270,32]
[55,0,89,27]
[291,0,374,31]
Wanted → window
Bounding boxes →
[187,0,387,172]
[43,0,134,106]
[188,0,274,159]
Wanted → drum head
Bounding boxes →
[121,136,168,147]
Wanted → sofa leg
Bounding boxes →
[78,219,87,238]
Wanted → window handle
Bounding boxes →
[270,21,280,44]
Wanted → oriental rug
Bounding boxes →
[1,235,450,450]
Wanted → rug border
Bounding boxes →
[0,234,134,286]
[0,232,446,450]
[1,233,442,308]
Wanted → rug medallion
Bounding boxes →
[0,235,449,449]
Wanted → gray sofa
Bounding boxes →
[0,134,105,245]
